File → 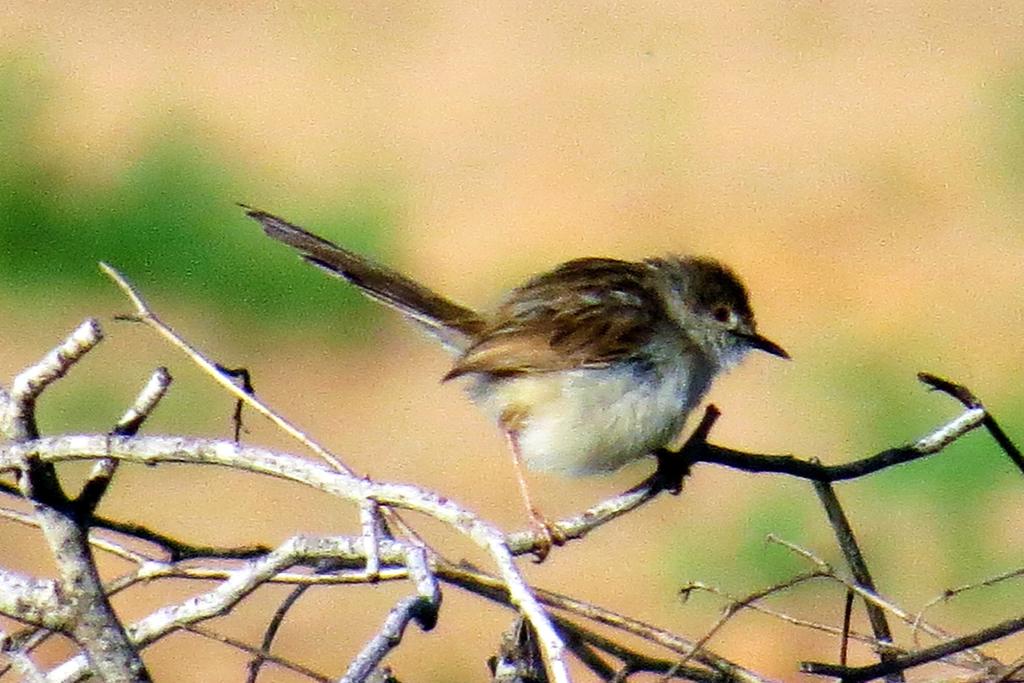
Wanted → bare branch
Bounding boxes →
[913,565,1024,648]
[0,319,150,682]
[918,372,1024,474]
[0,630,47,683]
[3,435,571,682]
[0,571,69,629]
[811,479,902,683]
[100,262,352,474]
[1,319,103,441]
[694,405,986,482]
[77,366,173,515]
[0,264,999,683]
[802,613,1024,682]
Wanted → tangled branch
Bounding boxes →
[0,263,1018,682]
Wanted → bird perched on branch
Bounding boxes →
[245,207,788,560]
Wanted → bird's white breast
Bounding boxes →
[468,356,713,476]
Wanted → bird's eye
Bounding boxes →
[712,306,731,324]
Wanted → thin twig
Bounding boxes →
[185,624,332,682]
[765,536,951,645]
[681,579,883,649]
[811,480,903,683]
[912,565,1024,649]
[768,536,989,672]
[802,613,1024,682]
[4,435,571,683]
[2,319,151,682]
[666,570,829,679]
[918,372,1024,474]
[100,262,351,474]
[437,561,769,683]
[77,366,172,515]
[841,590,854,666]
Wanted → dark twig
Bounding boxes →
[340,546,441,683]
[489,618,549,683]
[840,589,854,666]
[812,480,903,683]
[560,634,617,680]
[185,624,332,682]
[802,613,1024,682]
[0,482,269,562]
[669,569,829,678]
[215,364,254,443]
[77,366,172,516]
[649,405,720,494]
[695,402,985,482]
[245,583,311,683]
[918,372,1024,474]
[437,561,768,683]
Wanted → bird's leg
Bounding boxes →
[504,430,565,562]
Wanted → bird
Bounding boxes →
[244,207,788,560]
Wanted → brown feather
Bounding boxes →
[445,258,669,379]
[245,208,486,350]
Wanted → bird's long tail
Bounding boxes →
[244,207,486,352]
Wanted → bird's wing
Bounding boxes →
[445,258,670,379]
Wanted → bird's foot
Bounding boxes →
[653,447,691,495]
[527,510,566,563]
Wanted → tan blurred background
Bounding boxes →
[1,2,1023,681]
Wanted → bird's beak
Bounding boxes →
[741,332,790,359]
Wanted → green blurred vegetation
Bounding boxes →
[665,481,814,592]
[665,356,1024,601]
[837,357,1022,573]
[993,66,1024,186]
[4,55,1022,606]
[0,57,397,343]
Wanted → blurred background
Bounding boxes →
[1,2,1023,680]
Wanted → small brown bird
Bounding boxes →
[246,208,788,559]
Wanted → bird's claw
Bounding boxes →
[528,512,566,563]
